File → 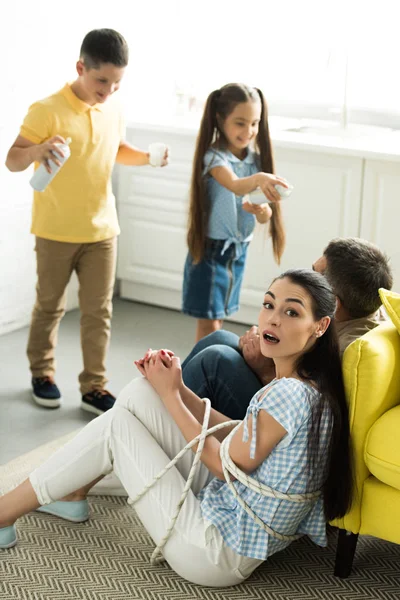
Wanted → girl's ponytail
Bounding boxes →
[255,88,286,264]
[187,90,220,263]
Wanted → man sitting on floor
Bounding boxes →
[181,237,393,420]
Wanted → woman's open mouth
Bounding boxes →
[262,331,280,344]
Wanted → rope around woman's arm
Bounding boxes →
[128,398,320,564]
[219,427,319,543]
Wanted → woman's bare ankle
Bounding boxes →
[58,476,104,502]
[60,492,87,502]
[0,518,15,528]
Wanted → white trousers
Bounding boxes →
[30,377,262,587]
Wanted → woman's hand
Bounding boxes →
[142,352,183,403]
[256,173,287,203]
[242,197,272,223]
[134,348,174,377]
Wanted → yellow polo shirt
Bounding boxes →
[20,84,124,242]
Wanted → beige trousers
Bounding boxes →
[27,236,117,394]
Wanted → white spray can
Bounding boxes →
[30,137,72,192]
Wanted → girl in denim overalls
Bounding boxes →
[182,83,287,341]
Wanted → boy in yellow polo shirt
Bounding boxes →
[5,29,167,415]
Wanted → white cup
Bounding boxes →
[275,182,294,198]
[247,181,293,205]
[246,191,268,205]
[149,142,168,167]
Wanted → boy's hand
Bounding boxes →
[160,147,169,167]
[33,136,66,173]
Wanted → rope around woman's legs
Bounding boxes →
[128,399,239,563]
[128,398,320,564]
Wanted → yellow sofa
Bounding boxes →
[332,317,400,577]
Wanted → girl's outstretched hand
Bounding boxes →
[257,173,287,203]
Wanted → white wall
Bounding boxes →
[0,126,80,335]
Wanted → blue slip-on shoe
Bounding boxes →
[0,525,17,549]
[36,500,89,523]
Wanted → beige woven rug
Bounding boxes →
[0,434,399,599]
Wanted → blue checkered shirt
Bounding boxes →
[203,147,260,258]
[198,378,332,560]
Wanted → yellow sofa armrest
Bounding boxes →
[331,322,400,532]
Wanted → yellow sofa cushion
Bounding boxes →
[365,405,400,491]
[379,288,400,332]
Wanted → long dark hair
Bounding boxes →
[187,83,285,264]
[273,269,353,520]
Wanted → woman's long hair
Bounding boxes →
[187,83,286,264]
[274,269,353,520]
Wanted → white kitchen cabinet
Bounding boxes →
[360,159,400,292]
[117,127,195,311]
[117,126,364,324]
[235,147,363,323]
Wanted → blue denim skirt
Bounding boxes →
[182,239,249,320]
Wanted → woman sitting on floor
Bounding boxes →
[0,269,353,588]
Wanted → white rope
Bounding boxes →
[128,398,320,564]
[220,426,319,542]
[128,401,240,564]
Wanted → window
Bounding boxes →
[1,0,399,135]
[167,0,400,129]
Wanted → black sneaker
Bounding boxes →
[81,389,116,416]
[32,377,62,408]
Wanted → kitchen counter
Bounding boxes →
[127,116,400,162]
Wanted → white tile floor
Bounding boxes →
[0,299,247,465]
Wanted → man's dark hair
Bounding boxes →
[323,237,393,318]
[80,29,129,69]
